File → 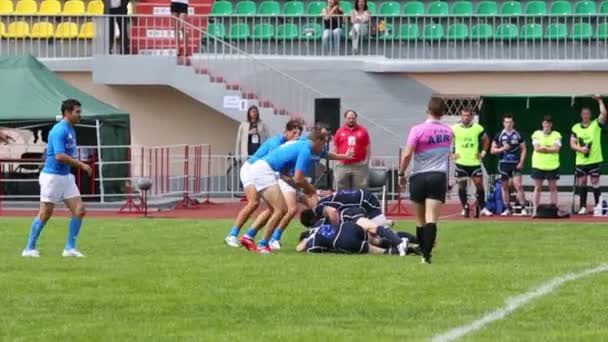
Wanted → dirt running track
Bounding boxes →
[0,202,605,223]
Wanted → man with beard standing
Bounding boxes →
[333,109,371,190]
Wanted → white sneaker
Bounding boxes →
[578,207,588,215]
[269,240,282,250]
[480,208,493,216]
[224,235,240,247]
[520,209,528,216]
[62,249,85,257]
[500,209,511,216]
[397,238,408,257]
[21,249,40,258]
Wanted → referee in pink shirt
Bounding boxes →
[398,98,453,264]
[333,110,371,190]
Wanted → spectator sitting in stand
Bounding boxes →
[322,0,344,55]
[350,0,370,54]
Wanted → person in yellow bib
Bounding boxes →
[451,107,492,217]
[531,115,562,212]
[570,95,607,214]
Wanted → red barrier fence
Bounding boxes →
[0,144,211,214]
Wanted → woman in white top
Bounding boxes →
[170,0,189,56]
[235,106,271,160]
[350,0,370,54]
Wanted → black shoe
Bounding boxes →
[421,255,432,264]
[474,205,481,218]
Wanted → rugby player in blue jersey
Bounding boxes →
[225,119,302,247]
[243,128,328,254]
[241,125,354,251]
[22,99,92,258]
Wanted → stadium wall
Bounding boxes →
[407,72,608,95]
[57,72,239,154]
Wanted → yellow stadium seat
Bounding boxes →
[0,0,14,14]
[86,0,103,15]
[78,22,95,39]
[5,21,30,38]
[63,0,84,14]
[30,21,54,38]
[39,0,61,15]
[54,22,78,38]
[14,0,37,14]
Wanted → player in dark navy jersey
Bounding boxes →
[490,114,528,216]
[299,189,390,227]
[296,218,409,256]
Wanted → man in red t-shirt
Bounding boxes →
[333,110,371,190]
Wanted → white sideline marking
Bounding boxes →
[431,263,608,342]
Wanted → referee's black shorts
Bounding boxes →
[409,172,447,204]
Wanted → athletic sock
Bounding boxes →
[416,226,424,254]
[383,247,400,255]
[376,226,403,248]
[26,218,46,250]
[229,226,240,237]
[580,186,588,209]
[270,228,284,242]
[244,227,257,239]
[476,187,486,208]
[397,231,417,243]
[258,239,268,248]
[65,217,82,250]
[421,223,437,260]
[458,185,468,208]
[593,186,601,206]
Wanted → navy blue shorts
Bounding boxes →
[333,222,369,254]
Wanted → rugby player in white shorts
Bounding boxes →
[22,99,92,258]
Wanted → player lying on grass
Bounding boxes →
[296,217,410,255]
[300,204,420,250]
[225,119,303,247]
[240,128,328,254]
[299,189,392,228]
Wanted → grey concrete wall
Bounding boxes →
[193,57,435,156]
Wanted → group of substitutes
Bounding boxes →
[452,95,607,217]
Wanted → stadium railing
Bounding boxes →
[0,143,406,206]
[198,13,608,59]
[2,14,608,60]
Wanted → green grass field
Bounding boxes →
[1,217,607,341]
